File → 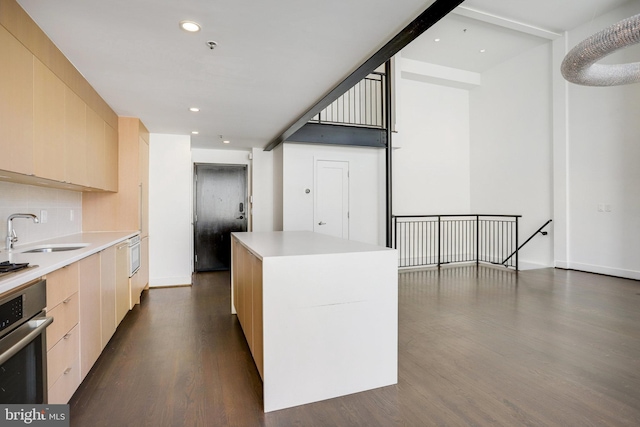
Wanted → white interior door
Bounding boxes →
[314,160,349,239]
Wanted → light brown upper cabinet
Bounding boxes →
[86,107,106,190]
[105,123,118,192]
[83,117,149,234]
[64,86,88,186]
[0,25,33,175]
[1,4,118,192]
[33,58,66,182]
[139,136,149,237]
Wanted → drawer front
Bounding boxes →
[47,356,80,404]
[46,292,79,350]
[47,324,79,387]
[46,263,79,309]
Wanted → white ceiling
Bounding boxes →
[462,0,630,34]
[401,13,549,73]
[403,0,631,74]
[16,0,632,150]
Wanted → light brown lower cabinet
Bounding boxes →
[231,237,264,378]
[45,264,80,404]
[100,245,117,348]
[46,325,80,404]
[250,253,263,376]
[115,241,130,325]
[44,242,129,403]
[79,254,101,380]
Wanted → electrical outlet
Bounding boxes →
[40,209,48,223]
[605,204,611,212]
[597,204,604,212]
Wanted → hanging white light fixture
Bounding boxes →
[561,13,640,86]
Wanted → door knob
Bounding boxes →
[318,221,326,225]
[236,216,244,220]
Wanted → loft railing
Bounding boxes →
[393,215,521,270]
[501,219,552,266]
[310,72,386,129]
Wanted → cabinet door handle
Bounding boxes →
[318,221,326,225]
[63,297,72,304]
[64,367,72,375]
[63,333,72,340]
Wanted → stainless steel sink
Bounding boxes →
[22,247,84,253]
[21,244,89,253]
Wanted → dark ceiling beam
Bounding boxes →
[287,123,387,148]
[264,0,466,151]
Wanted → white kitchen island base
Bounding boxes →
[231,231,397,413]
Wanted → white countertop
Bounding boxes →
[0,231,139,295]
[231,231,393,259]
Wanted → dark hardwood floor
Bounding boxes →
[69,266,640,426]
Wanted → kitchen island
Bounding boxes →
[231,231,397,412]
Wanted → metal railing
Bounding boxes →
[310,72,386,128]
[393,215,521,270]
[501,219,552,266]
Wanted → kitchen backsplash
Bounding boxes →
[0,181,82,248]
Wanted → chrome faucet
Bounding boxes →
[6,213,39,250]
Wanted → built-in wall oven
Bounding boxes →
[0,278,53,404]
[128,235,140,278]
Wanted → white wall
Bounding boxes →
[393,74,471,215]
[272,144,284,231]
[561,1,640,279]
[282,143,385,246]
[149,134,192,287]
[192,148,251,166]
[393,3,639,278]
[394,41,554,269]
[251,147,275,232]
[0,181,82,247]
[469,43,554,269]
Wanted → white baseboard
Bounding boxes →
[149,275,192,288]
[518,260,552,270]
[557,262,640,281]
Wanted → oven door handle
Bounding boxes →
[0,317,53,365]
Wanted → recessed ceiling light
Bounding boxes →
[434,38,440,42]
[223,140,230,144]
[189,107,200,112]
[179,20,201,32]
[480,49,486,53]
[192,131,199,135]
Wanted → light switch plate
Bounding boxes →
[40,209,48,223]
